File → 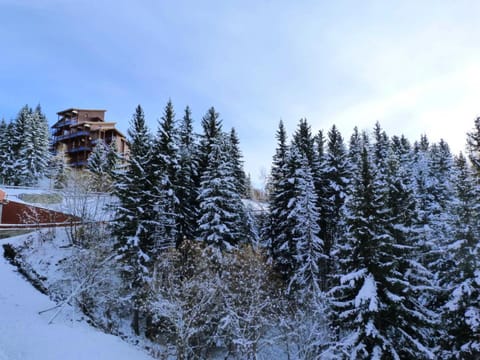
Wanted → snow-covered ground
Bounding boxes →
[0,233,153,360]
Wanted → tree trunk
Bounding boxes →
[132,307,140,336]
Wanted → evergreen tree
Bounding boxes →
[176,106,199,244]
[268,120,294,279]
[319,125,349,290]
[466,116,480,178]
[292,118,316,168]
[287,147,325,296]
[197,106,222,182]
[229,127,247,196]
[113,105,154,335]
[0,104,50,186]
[428,140,455,273]
[412,135,435,253]
[151,100,180,250]
[330,146,434,359]
[31,104,51,180]
[49,153,69,189]
[348,126,363,175]
[106,140,120,176]
[87,140,114,192]
[11,105,36,185]
[371,122,389,166]
[440,153,480,359]
[0,119,14,184]
[196,133,245,252]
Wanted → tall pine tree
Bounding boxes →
[113,105,155,335]
[176,106,199,244]
[151,100,180,250]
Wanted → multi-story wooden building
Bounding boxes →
[52,108,129,167]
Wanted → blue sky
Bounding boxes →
[1,1,480,186]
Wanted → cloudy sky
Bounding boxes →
[1,0,480,186]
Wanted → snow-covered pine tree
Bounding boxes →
[319,125,350,290]
[390,135,413,174]
[467,116,480,178]
[426,140,455,276]
[11,105,36,185]
[196,132,245,252]
[330,145,435,359]
[176,106,199,244]
[87,140,111,192]
[292,118,316,168]
[30,104,51,181]
[197,106,222,184]
[348,126,363,175]
[112,105,155,335]
[287,146,325,298]
[1,104,50,186]
[371,122,390,190]
[267,120,295,279]
[106,140,120,176]
[229,127,248,197]
[151,100,180,251]
[384,139,437,357]
[412,135,437,259]
[291,120,328,287]
[48,153,69,189]
[440,152,480,359]
[0,119,15,185]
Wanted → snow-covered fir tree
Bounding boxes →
[196,132,246,252]
[113,105,155,335]
[467,116,480,178]
[319,125,350,290]
[330,145,435,359]
[1,105,51,185]
[197,106,222,184]
[268,120,295,279]
[229,127,248,197]
[30,105,51,180]
[87,140,118,192]
[151,100,180,250]
[0,119,15,184]
[440,152,480,359]
[286,146,325,297]
[176,106,199,243]
[292,118,317,169]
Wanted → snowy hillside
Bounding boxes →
[0,233,152,360]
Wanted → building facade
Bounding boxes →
[52,108,129,167]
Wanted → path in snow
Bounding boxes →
[0,235,152,360]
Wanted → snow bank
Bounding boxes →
[0,233,152,360]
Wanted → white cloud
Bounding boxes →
[327,63,480,153]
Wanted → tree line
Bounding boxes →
[109,101,480,359]
[2,101,479,358]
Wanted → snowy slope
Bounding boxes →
[0,235,152,360]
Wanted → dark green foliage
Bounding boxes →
[331,145,434,359]
[197,106,222,182]
[176,106,199,243]
[113,105,155,328]
[151,100,180,250]
[268,120,294,279]
[87,140,119,192]
[196,133,245,252]
[467,116,480,178]
[318,125,350,290]
[229,128,248,196]
[440,153,480,359]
